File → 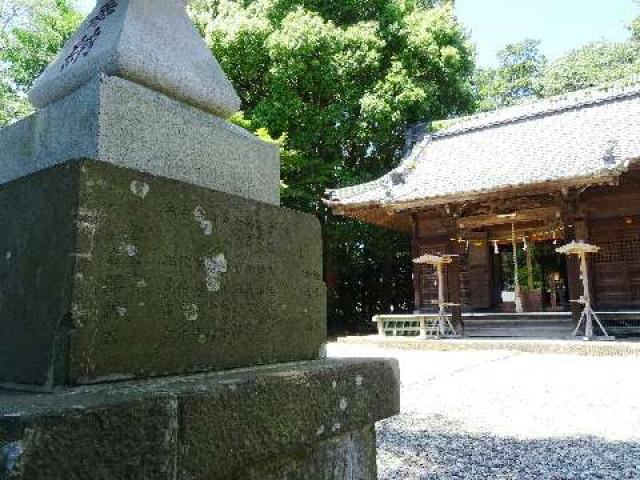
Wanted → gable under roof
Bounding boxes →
[325,82,640,213]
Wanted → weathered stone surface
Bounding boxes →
[29,0,240,118]
[0,76,279,205]
[178,359,398,478]
[0,395,178,479]
[0,358,400,479]
[0,160,325,387]
[243,426,378,480]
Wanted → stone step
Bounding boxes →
[463,313,640,337]
[465,327,575,338]
[462,313,572,324]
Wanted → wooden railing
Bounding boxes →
[372,314,440,338]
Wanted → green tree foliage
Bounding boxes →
[191,0,475,331]
[0,0,81,126]
[476,11,640,109]
[630,17,640,42]
[0,79,31,125]
[539,40,640,96]
[474,39,546,111]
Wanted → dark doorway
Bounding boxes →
[496,240,569,312]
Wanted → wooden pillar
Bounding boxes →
[525,244,535,291]
[511,223,523,313]
[447,237,463,334]
[562,191,584,322]
[491,245,503,307]
[411,214,421,312]
[575,218,592,304]
[443,214,463,333]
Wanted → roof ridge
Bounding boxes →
[431,80,640,140]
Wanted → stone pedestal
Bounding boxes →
[0,159,325,388]
[0,0,399,477]
[1,359,399,479]
[1,75,279,205]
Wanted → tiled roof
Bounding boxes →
[326,83,640,211]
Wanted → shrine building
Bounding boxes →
[324,83,640,327]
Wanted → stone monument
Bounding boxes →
[0,0,399,477]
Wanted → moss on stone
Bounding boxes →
[0,358,399,479]
[0,159,326,387]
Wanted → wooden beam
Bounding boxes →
[458,207,560,230]
[338,206,413,233]
[415,213,457,240]
[584,192,640,219]
[489,222,565,244]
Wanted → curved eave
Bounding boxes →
[323,198,413,233]
[325,166,634,228]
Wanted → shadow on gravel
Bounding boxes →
[377,415,640,480]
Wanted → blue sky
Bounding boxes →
[457,0,638,67]
[76,0,638,67]
[74,0,94,14]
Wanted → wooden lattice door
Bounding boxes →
[467,232,493,309]
[591,217,640,308]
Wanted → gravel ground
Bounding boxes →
[328,343,640,479]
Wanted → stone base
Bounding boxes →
[0,358,400,479]
[0,75,278,205]
[0,160,325,387]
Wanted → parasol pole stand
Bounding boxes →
[413,254,460,338]
[556,241,614,341]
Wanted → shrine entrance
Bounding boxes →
[457,208,570,314]
[493,239,569,313]
[409,201,640,337]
